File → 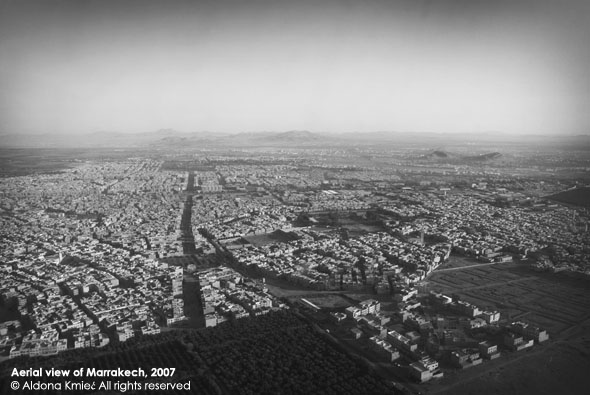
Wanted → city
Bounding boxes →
[0,132,589,394]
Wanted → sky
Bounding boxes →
[0,0,589,135]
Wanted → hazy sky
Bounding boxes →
[1,0,589,135]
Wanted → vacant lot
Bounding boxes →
[547,186,590,207]
[425,262,590,395]
[428,263,590,335]
[301,294,353,309]
[437,254,489,270]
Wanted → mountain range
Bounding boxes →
[0,129,589,151]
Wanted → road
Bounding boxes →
[180,171,197,254]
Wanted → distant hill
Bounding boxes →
[225,130,332,147]
[432,150,449,158]
[0,130,227,148]
[465,152,502,161]
[420,150,457,160]
[1,129,588,150]
[419,149,502,163]
[268,130,321,141]
[546,187,590,207]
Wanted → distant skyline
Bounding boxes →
[1,0,589,136]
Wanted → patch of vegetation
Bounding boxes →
[0,311,395,395]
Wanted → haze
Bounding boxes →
[1,0,589,135]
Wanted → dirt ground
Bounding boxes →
[429,337,590,395]
[422,261,590,395]
[302,294,352,309]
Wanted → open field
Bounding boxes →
[0,148,148,177]
[437,254,480,269]
[427,263,590,335]
[0,148,80,177]
[547,186,590,207]
[433,254,506,273]
[428,337,590,395]
[303,212,385,236]
[338,218,385,236]
[301,294,353,309]
[424,262,590,395]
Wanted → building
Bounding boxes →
[508,321,549,343]
[478,341,500,359]
[387,330,418,353]
[351,328,363,340]
[419,355,439,372]
[504,332,534,351]
[450,349,482,369]
[359,299,381,315]
[482,310,500,324]
[409,362,432,382]
[205,313,217,328]
[345,299,380,319]
[369,336,400,362]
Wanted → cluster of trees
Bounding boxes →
[184,310,306,348]
[81,341,219,395]
[1,311,395,395]
[182,310,395,395]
